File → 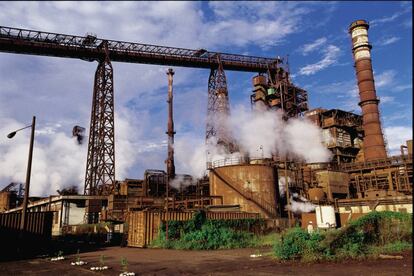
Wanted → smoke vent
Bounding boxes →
[349,20,387,161]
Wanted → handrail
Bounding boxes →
[341,154,412,172]
[207,156,271,169]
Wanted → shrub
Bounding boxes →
[273,211,412,261]
[324,211,412,258]
[151,210,261,250]
[273,227,324,260]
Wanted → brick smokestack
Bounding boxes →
[166,68,176,179]
[349,20,387,161]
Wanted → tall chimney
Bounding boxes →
[349,20,387,161]
[166,68,176,179]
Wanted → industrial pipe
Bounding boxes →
[349,20,387,161]
[166,68,176,179]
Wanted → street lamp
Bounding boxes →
[7,116,36,232]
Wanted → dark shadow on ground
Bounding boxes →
[0,228,123,262]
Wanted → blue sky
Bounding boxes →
[0,1,412,195]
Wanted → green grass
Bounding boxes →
[368,241,412,256]
[273,211,412,262]
[255,232,280,247]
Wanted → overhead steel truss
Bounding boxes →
[0,25,281,72]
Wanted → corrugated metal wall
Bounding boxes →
[0,211,54,237]
[127,211,260,248]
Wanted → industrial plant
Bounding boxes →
[0,19,412,251]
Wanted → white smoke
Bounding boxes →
[174,131,245,179]
[288,193,316,214]
[0,114,144,197]
[0,118,87,196]
[174,104,331,180]
[229,104,331,162]
[174,134,207,178]
[278,176,292,197]
[229,105,286,158]
[169,174,193,189]
[284,118,332,163]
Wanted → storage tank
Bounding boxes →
[209,164,278,218]
[315,205,336,229]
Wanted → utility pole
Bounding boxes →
[6,116,36,233]
[20,116,35,232]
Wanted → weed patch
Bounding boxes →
[273,211,412,261]
[151,210,263,250]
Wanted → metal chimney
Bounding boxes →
[166,68,176,179]
[349,20,387,161]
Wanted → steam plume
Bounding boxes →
[175,104,332,178]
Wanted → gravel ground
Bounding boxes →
[0,247,411,276]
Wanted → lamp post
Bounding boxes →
[7,116,36,232]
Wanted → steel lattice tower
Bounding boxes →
[84,41,115,196]
[206,55,237,153]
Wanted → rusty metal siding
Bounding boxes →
[210,164,277,218]
[127,210,260,248]
[206,212,260,220]
[0,211,53,237]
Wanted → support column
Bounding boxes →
[84,41,116,195]
[206,55,237,154]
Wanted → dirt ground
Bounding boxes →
[0,246,412,276]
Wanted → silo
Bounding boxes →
[209,163,278,218]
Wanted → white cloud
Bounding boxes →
[370,13,401,26]
[375,70,396,88]
[370,8,409,27]
[377,36,401,46]
[299,45,341,76]
[380,96,395,104]
[204,2,311,48]
[309,80,359,111]
[383,109,413,124]
[383,126,413,155]
[402,18,412,28]
[300,37,327,56]
[394,84,412,92]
